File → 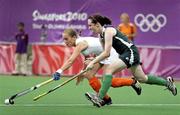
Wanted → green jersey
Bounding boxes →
[100,25,140,68]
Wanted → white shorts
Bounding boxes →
[100,48,119,65]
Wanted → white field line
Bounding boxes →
[0,103,180,107]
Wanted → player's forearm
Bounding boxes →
[56,48,81,73]
[56,59,74,73]
[91,51,110,65]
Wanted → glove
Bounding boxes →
[52,72,61,80]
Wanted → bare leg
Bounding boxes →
[129,65,148,83]
[99,59,127,99]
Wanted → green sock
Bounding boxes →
[146,74,167,86]
[99,74,112,99]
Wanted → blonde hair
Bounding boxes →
[63,28,77,37]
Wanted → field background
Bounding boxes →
[0,75,180,115]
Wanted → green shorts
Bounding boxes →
[119,45,141,68]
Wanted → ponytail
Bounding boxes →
[103,16,111,25]
[88,14,112,26]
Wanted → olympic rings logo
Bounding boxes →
[134,14,167,32]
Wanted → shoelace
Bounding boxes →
[164,82,174,91]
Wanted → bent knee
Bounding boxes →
[136,76,148,83]
[104,68,114,74]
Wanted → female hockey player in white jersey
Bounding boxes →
[52,28,141,106]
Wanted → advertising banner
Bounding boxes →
[0,0,180,46]
[1,44,180,79]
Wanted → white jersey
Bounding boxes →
[76,37,119,64]
[76,37,103,56]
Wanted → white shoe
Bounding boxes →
[166,76,177,96]
[85,92,104,107]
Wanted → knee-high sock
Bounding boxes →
[111,78,134,88]
[88,77,101,92]
[99,74,112,99]
[88,77,109,99]
[146,74,167,86]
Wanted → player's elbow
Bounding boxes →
[104,51,110,58]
